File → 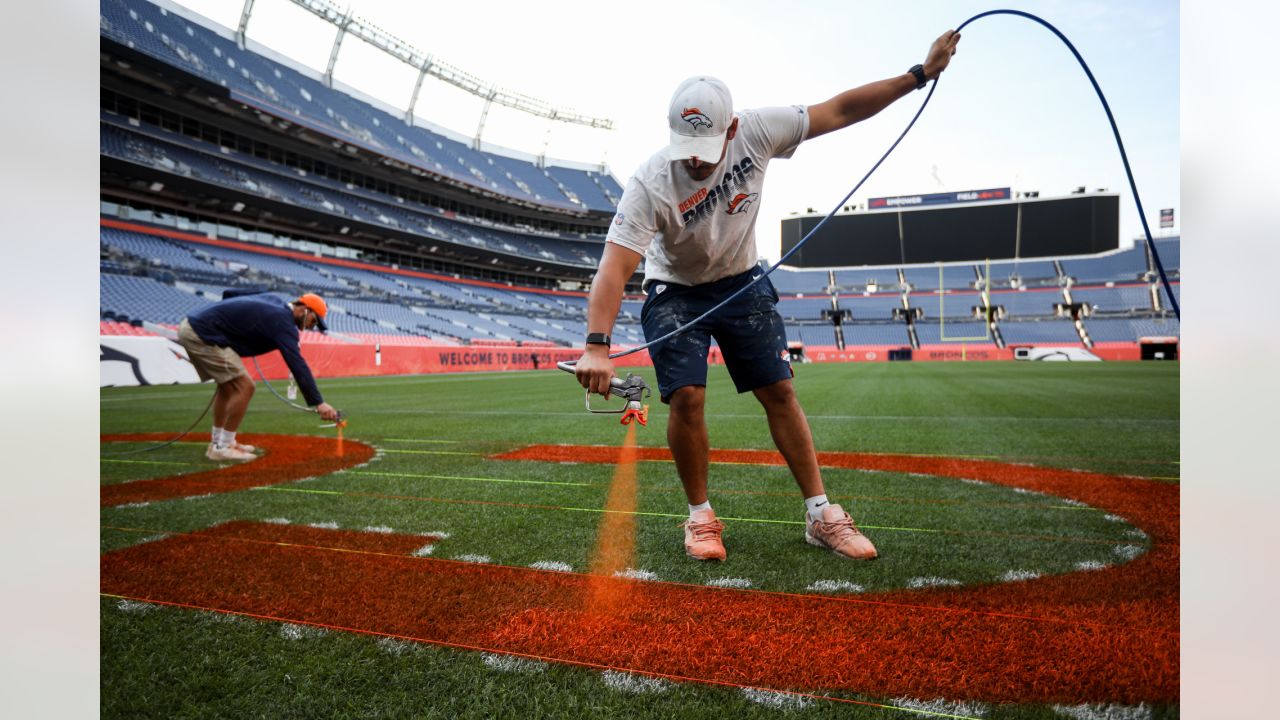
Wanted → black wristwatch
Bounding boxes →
[585,332,611,347]
[909,64,927,90]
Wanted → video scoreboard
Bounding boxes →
[780,192,1119,267]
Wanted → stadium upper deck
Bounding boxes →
[99,0,622,215]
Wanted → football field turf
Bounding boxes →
[100,361,1179,719]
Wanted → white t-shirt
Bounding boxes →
[606,105,809,288]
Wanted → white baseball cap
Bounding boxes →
[667,76,733,164]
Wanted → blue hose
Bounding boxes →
[607,8,1177,363]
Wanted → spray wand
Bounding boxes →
[556,361,651,426]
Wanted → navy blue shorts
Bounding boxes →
[640,268,793,403]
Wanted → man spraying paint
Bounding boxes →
[177,289,340,461]
[574,30,961,561]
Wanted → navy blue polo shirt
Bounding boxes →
[186,292,323,406]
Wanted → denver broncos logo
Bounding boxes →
[726,192,759,215]
[681,107,713,130]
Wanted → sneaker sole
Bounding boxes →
[805,531,878,560]
[685,548,726,562]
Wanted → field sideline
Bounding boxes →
[101,362,1179,719]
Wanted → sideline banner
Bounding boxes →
[101,336,201,386]
[250,344,652,379]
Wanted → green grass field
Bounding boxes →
[100,362,1179,719]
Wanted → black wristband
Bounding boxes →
[909,64,927,90]
[585,332,611,346]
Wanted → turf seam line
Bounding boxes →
[95,591,986,719]
[100,524,1173,634]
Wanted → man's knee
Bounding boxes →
[753,379,798,411]
[223,375,254,397]
[668,385,706,418]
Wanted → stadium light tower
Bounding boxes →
[281,0,614,148]
[235,0,254,48]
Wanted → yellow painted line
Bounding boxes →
[101,459,193,466]
[346,470,589,488]
[379,449,481,456]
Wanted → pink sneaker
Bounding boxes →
[680,508,726,561]
[805,504,878,560]
[206,443,255,462]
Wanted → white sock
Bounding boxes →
[805,495,831,522]
[223,430,237,447]
[688,501,712,518]
[212,426,226,448]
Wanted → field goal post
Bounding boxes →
[938,258,991,342]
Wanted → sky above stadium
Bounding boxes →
[168,0,1179,262]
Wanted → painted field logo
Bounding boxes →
[726,192,759,215]
[680,107,713,129]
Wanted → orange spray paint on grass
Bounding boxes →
[584,422,639,617]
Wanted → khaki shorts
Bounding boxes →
[178,319,247,384]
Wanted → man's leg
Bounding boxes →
[751,379,825,498]
[220,375,255,433]
[754,378,878,560]
[212,380,234,430]
[667,385,710,504]
[668,384,725,561]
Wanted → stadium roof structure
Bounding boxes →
[274,0,615,138]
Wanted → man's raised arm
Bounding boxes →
[806,29,960,140]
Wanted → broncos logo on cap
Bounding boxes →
[726,192,759,215]
[681,107,713,130]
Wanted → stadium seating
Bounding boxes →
[1071,285,1153,313]
[831,268,899,292]
[776,297,832,322]
[1082,318,1139,343]
[901,265,977,292]
[914,321,993,345]
[840,323,908,346]
[989,288,1062,317]
[1129,318,1180,339]
[100,272,213,324]
[910,290,987,320]
[99,211,1183,353]
[100,320,161,336]
[101,122,601,271]
[99,0,619,213]
[767,268,830,295]
[1060,246,1148,284]
[1151,238,1179,276]
[793,325,837,347]
[101,227,237,282]
[996,320,1083,344]
[983,259,1059,287]
[838,294,902,321]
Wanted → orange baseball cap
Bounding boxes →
[296,293,328,332]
